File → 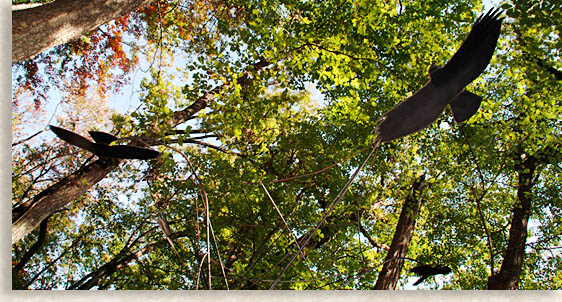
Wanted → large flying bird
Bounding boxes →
[376,8,503,142]
[50,125,160,160]
[410,264,452,286]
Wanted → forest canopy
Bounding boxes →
[11,0,562,290]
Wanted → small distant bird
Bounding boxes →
[376,8,504,142]
[410,264,452,286]
[50,125,160,160]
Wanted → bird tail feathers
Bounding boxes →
[449,90,483,123]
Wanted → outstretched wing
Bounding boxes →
[376,82,449,142]
[410,264,434,275]
[376,9,502,142]
[51,125,159,160]
[50,125,96,153]
[88,131,118,145]
[94,144,160,160]
[434,8,503,90]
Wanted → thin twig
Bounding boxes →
[333,256,422,290]
[260,182,306,258]
[208,218,230,289]
[459,125,504,276]
[459,126,485,185]
[260,182,320,287]
[195,252,207,290]
[164,144,217,289]
[245,145,370,185]
[359,224,390,251]
[12,128,47,147]
[233,256,420,289]
[269,139,381,289]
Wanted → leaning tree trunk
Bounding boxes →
[374,175,426,290]
[12,0,154,63]
[12,159,120,243]
[487,155,537,289]
[11,60,268,244]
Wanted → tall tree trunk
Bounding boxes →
[487,155,537,289]
[374,175,426,290]
[12,0,154,63]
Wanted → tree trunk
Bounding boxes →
[12,0,153,63]
[374,175,426,290]
[12,159,120,243]
[487,155,537,289]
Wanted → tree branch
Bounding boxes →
[14,216,50,271]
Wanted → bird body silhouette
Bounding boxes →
[50,125,160,160]
[410,264,452,286]
[377,8,503,142]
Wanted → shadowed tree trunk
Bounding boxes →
[374,175,426,290]
[12,0,154,62]
[487,154,537,289]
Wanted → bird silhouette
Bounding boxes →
[50,125,160,160]
[376,8,503,142]
[410,264,452,286]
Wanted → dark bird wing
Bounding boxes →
[50,125,96,153]
[51,125,159,160]
[432,8,503,90]
[377,82,449,142]
[410,264,434,275]
[449,90,483,123]
[413,275,429,286]
[89,131,159,159]
[88,131,118,145]
[410,265,452,285]
[94,144,160,160]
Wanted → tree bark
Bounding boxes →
[12,159,120,243]
[12,0,154,63]
[487,155,537,290]
[374,175,426,290]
